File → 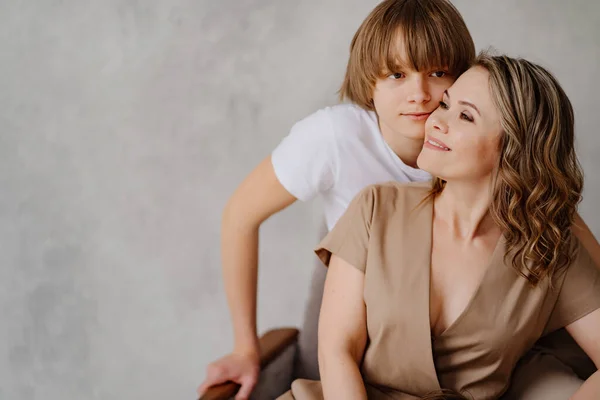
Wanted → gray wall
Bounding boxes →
[1,1,598,399]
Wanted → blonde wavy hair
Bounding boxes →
[429,53,584,286]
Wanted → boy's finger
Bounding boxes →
[234,383,252,400]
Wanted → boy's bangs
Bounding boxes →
[376,1,472,76]
[382,25,459,75]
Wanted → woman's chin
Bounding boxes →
[416,153,437,174]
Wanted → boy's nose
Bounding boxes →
[407,79,431,104]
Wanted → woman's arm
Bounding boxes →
[318,254,369,400]
[572,213,600,269]
[567,214,600,399]
[565,308,600,399]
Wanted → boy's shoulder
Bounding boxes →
[303,103,378,141]
[317,103,376,126]
[286,103,381,155]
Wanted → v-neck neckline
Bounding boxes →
[431,235,504,340]
[401,190,504,392]
[423,199,504,341]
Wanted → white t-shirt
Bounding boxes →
[271,104,432,230]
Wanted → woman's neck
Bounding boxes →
[434,179,499,240]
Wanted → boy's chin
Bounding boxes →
[396,127,425,141]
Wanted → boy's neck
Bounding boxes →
[380,128,424,168]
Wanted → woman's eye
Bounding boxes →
[439,101,449,110]
[431,71,447,78]
[460,112,474,122]
[388,72,404,80]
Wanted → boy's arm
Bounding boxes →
[198,156,297,400]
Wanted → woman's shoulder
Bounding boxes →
[362,180,431,202]
[354,181,432,218]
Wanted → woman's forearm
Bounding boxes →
[320,351,367,400]
[570,370,600,399]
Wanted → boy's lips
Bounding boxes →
[403,112,431,121]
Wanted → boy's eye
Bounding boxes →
[388,72,405,80]
[431,71,447,78]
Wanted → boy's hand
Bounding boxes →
[197,350,260,400]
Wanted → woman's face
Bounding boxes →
[417,66,503,183]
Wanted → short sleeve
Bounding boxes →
[545,240,600,334]
[271,109,338,202]
[314,186,376,273]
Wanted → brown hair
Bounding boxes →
[428,53,584,285]
[339,0,475,110]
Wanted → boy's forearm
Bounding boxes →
[221,216,260,354]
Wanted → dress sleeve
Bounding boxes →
[314,186,376,273]
[544,239,600,334]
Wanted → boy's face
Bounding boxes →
[372,65,455,142]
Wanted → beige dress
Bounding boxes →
[279,182,600,400]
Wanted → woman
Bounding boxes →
[279,54,600,399]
